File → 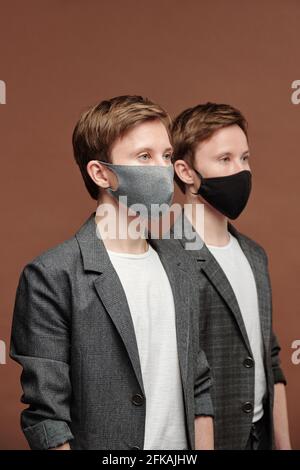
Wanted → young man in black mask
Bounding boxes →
[171,102,291,450]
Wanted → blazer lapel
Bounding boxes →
[228,223,271,349]
[75,211,145,396]
[93,272,146,395]
[199,245,253,355]
[172,212,252,355]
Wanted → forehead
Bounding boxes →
[195,124,249,155]
[111,119,171,153]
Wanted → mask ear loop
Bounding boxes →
[96,160,118,191]
[190,167,204,195]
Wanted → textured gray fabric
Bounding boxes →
[170,211,286,450]
[10,211,213,450]
[98,162,174,217]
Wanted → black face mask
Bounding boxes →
[192,169,252,220]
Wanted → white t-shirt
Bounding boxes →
[206,232,267,422]
[107,243,188,449]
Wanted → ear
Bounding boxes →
[86,161,119,190]
[174,159,200,192]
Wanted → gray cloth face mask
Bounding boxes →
[97,161,174,218]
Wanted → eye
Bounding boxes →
[138,154,150,161]
[163,153,173,160]
[242,155,249,161]
[221,156,230,162]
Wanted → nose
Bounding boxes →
[234,162,244,172]
[233,159,249,173]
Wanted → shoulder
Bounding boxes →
[149,234,184,256]
[232,228,269,264]
[21,235,81,279]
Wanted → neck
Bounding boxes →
[95,194,149,254]
[184,190,230,246]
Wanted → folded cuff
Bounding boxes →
[194,390,214,417]
[23,419,74,450]
[273,366,287,386]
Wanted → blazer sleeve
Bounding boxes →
[194,348,214,417]
[271,332,287,385]
[9,260,74,450]
[261,246,287,386]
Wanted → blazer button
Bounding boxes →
[242,402,253,413]
[130,446,141,450]
[132,393,144,406]
[243,357,254,368]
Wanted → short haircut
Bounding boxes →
[171,102,248,193]
[72,95,172,200]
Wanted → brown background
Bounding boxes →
[0,0,299,449]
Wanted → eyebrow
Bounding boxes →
[214,150,250,158]
[132,146,174,154]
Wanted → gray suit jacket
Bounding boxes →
[10,211,213,450]
[171,212,286,450]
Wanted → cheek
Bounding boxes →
[202,161,225,177]
[212,163,232,177]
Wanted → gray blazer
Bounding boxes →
[171,212,286,450]
[10,211,213,450]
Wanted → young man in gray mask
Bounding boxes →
[171,102,291,450]
[10,95,214,450]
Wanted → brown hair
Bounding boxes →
[72,95,172,200]
[171,102,248,193]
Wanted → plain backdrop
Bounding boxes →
[0,0,299,449]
